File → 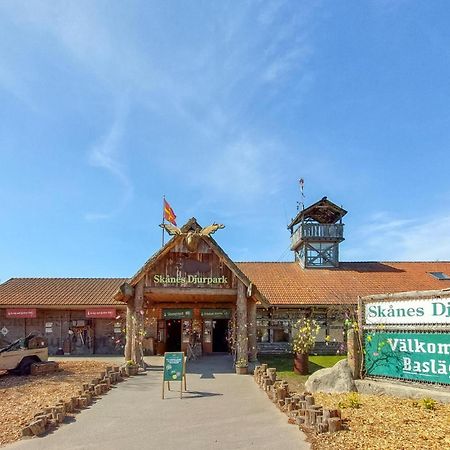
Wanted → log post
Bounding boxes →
[236,280,248,366]
[328,417,342,432]
[247,298,257,362]
[131,279,145,367]
[124,302,134,362]
[347,328,362,379]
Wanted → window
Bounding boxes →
[306,243,337,267]
[429,272,450,280]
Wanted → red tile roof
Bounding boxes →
[0,278,127,307]
[1,262,450,308]
[237,261,450,306]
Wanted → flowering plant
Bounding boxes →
[235,357,248,368]
[291,318,320,354]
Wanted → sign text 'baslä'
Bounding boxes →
[365,331,450,385]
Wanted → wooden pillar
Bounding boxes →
[131,279,145,367]
[247,299,257,362]
[236,280,248,365]
[125,303,134,361]
[347,328,362,379]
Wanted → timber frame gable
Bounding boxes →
[114,217,270,308]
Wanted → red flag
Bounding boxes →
[163,199,177,226]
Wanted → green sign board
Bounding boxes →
[163,352,185,381]
[200,309,231,319]
[364,331,450,385]
[163,309,193,319]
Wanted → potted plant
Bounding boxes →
[291,318,320,375]
[235,358,248,375]
[125,360,139,376]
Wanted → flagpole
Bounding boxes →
[162,195,165,247]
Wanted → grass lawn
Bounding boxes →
[258,354,346,391]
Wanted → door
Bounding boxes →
[212,319,229,352]
[165,319,182,352]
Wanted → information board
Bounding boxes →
[162,352,187,399]
[364,331,450,385]
[163,352,184,381]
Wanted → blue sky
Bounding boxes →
[1,1,450,281]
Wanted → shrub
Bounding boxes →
[338,392,362,409]
[420,397,437,410]
[291,318,320,354]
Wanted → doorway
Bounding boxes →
[166,319,181,352]
[212,319,229,352]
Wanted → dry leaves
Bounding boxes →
[308,392,450,450]
[0,361,109,447]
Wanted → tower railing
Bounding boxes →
[291,223,344,249]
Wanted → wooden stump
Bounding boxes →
[328,417,342,433]
[22,426,33,437]
[28,419,45,436]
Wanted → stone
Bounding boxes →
[305,359,356,394]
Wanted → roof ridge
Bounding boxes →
[236,261,295,264]
[340,261,450,264]
[8,277,129,279]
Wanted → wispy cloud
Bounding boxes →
[344,211,450,261]
[0,1,319,218]
[85,99,132,221]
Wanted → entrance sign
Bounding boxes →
[162,352,187,399]
[360,290,450,387]
[6,308,36,319]
[154,274,228,285]
[365,331,450,385]
[201,309,231,319]
[365,299,450,325]
[163,309,193,319]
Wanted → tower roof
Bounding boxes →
[288,197,347,230]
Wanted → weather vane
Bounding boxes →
[297,178,305,211]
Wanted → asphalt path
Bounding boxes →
[8,355,309,450]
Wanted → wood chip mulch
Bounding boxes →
[0,361,110,447]
[307,392,450,450]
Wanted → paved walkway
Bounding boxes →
[9,355,309,450]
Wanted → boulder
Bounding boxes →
[305,359,356,393]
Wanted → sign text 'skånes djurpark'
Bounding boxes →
[153,274,228,285]
[364,299,450,385]
[365,299,450,324]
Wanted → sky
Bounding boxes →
[1,0,450,282]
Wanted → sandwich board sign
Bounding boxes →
[162,352,187,399]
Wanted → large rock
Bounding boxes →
[305,359,356,393]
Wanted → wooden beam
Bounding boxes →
[144,287,237,297]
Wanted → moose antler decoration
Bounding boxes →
[159,223,225,252]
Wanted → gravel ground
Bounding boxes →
[308,392,450,450]
[0,361,110,447]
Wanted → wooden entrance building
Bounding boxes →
[114,218,269,368]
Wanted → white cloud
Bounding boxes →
[202,136,281,199]
[0,1,318,218]
[85,99,132,221]
[344,212,450,261]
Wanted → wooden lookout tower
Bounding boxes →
[288,197,347,268]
